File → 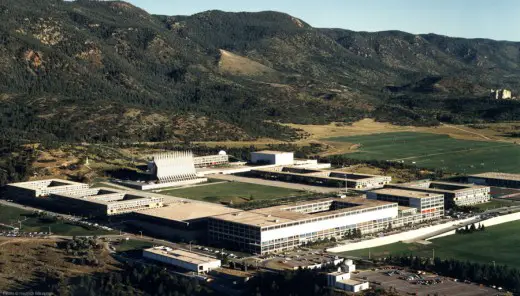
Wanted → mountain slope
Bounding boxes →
[1,0,520,152]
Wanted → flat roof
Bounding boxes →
[137,201,241,221]
[391,180,487,192]
[55,187,163,205]
[145,247,219,265]
[371,188,443,198]
[338,279,365,286]
[252,150,293,155]
[470,172,520,182]
[8,179,86,189]
[211,197,396,227]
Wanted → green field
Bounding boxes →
[327,132,520,174]
[341,220,520,268]
[0,204,112,236]
[159,181,305,203]
[114,239,153,252]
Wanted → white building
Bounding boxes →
[327,261,369,293]
[143,246,221,273]
[52,188,164,216]
[6,179,90,200]
[141,152,207,189]
[251,151,294,166]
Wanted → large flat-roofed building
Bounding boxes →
[251,151,294,166]
[143,246,221,273]
[52,188,163,216]
[386,181,490,208]
[367,189,444,220]
[468,172,520,189]
[251,166,391,190]
[6,179,90,200]
[208,198,406,254]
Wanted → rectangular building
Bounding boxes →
[468,172,520,189]
[6,179,90,200]
[367,188,444,220]
[52,188,163,216]
[386,181,490,208]
[143,246,221,273]
[251,151,294,165]
[251,166,391,190]
[208,198,400,254]
[193,154,229,168]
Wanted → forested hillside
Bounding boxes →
[1,0,520,183]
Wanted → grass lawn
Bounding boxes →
[472,199,518,211]
[0,204,112,236]
[340,220,520,268]
[114,239,153,252]
[159,181,305,204]
[326,132,520,174]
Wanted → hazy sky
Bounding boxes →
[125,0,520,41]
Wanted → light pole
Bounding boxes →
[139,231,143,238]
[492,260,496,268]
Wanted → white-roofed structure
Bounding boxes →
[143,246,221,273]
[150,151,198,183]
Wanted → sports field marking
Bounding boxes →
[389,143,513,161]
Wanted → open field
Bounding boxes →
[159,181,306,204]
[340,220,520,268]
[0,204,112,236]
[327,132,520,174]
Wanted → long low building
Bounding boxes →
[250,166,391,190]
[386,180,490,208]
[208,196,435,254]
[143,246,221,273]
[468,172,520,189]
[6,179,90,200]
[51,188,163,216]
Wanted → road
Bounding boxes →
[207,174,340,193]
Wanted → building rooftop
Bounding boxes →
[338,279,365,286]
[391,180,487,192]
[145,247,220,265]
[211,197,397,227]
[470,172,520,182]
[8,179,86,190]
[137,201,241,222]
[371,188,443,198]
[252,150,293,155]
[55,187,163,205]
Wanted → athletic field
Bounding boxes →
[159,181,305,204]
[340,220,520,268]
[327,132,520,174]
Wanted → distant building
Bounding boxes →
[193,153,229,168]
[251,151,294,165]
[367,188,444,220]
[386,180,490,208]
[6,179,90,200]
[51,187,163,216]
[468,172,520,189]
[490,89,513,99]
[251,166,391,190]
[143,246,221,273]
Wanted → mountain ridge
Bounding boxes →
[0,0,519,151]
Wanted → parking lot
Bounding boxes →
[354,269,504,296]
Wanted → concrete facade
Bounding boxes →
[251,151,294,165]
[367,188,444,220]
[468,172,520,189]
[143,246,221,273]
[6,179,90,200]
[386,181,490,208]
[208,197,436,254]
[250,166,391,190]
[52,187,164,216]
